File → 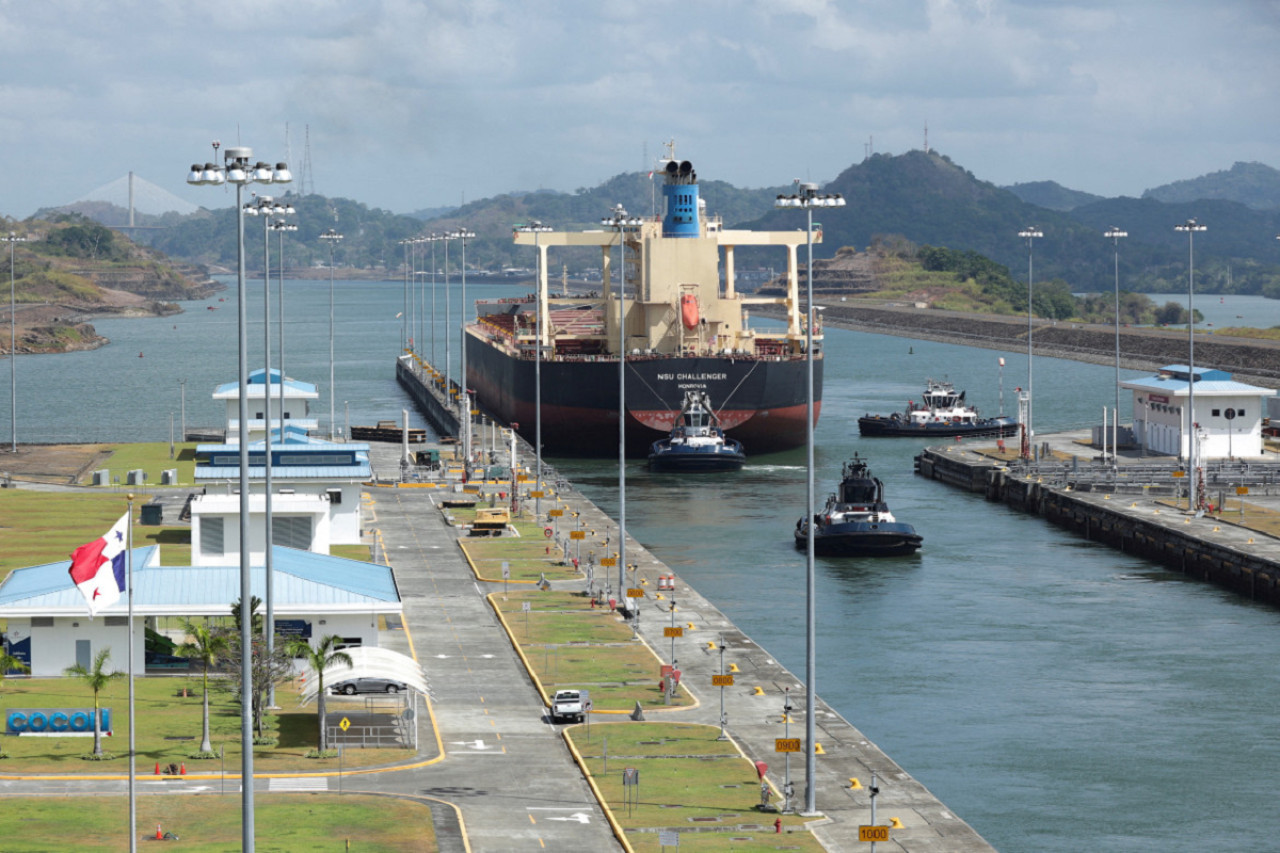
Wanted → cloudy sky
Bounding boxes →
[3,0,1278,218]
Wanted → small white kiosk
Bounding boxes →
[1121,365,1276,460]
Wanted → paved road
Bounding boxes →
[1,437,997,851]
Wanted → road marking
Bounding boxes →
[448,739,491,750]
[269,777,327,792]
[546,813,591,824]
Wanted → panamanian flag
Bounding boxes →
[67,513,129,616]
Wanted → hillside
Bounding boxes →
[1003,181,1103,211]
[1,215,214,355]
[1143,162,1280,210]
[74,148,1280,302]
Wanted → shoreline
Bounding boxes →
[757,301,1280,388]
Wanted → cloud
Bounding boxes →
[0,0,1277,217]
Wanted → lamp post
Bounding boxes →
[1175,218,1207,510]
[5,231,26,453]
[516,222,553,519]
[601,205,641,600]
[398,238,411,351]
[244,196,294,711]
[415,236,428,361]
[429,234,439,371]
[187,143,291,853]
[1105,227,1127,463]
[441,232,453,398]
[1018,227,1043,458]
[320,229,344,440]
[270,218,297,447]
[775,180,843,816]
[453,229,476,472]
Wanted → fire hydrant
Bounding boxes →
[774,817,782,834]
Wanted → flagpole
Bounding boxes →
[126,494,136,853]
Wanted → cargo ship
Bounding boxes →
[466,155,825,457]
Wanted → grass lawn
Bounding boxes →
[0,491,146,577]
[91,442,201,488]
[491,590,694,712]
[460,535,581,582]
[0,488,373,581]
[0,676,411,773]
[569,722,825,852]
[0,793,437,852]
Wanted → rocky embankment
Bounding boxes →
[791,302,1280,388]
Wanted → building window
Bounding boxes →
[1212,409,1221,417]
[202,517,225,557]
[273,516,312,550]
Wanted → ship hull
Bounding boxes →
[857,415,1018,439]
[467,334,822,457]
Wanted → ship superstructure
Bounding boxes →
[466,155,827,455]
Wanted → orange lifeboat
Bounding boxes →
[680,293,699,330]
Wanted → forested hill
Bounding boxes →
[73,150,1280,298]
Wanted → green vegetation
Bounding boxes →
[871,241,1203,323]
[0,491,140,577]
[492,589,694,712]
[63,648,126,757]
[176,620,230,754]
[569,723,826,852]
[0,677,406,772]
[0,794,437,852]
[92,441,200,487]
[289,634,354,752]
[15,269,101,303]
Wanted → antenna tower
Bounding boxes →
[300,125,315,196]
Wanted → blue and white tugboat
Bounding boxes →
[647,391,746,473]
[795,454,922,556]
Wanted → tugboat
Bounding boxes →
[648,391,746,472]
[858,378,1017,439]
[794,454,922,557]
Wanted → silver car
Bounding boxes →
[329,677,408,695]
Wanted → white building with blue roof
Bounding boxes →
[1120,365,1276,459]
[190,428,372,564]
[0,546,403,677]
[214,368,318,443]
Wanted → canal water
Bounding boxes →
[9,280,1280,851]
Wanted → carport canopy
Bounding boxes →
[296,646,430,704]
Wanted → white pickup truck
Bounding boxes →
[550,689,588,723]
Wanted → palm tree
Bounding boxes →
[287,635,352,752]
[0,650,30,681]
[176,620,228,754]
[64,648,124,757]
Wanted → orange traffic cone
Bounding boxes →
[179,762,186,775]
[154,762,160,775]
[156,824,163,840]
